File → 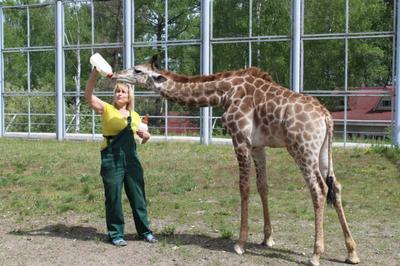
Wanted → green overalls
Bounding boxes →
[100,115,152,241]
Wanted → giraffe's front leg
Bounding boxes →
[233,144,252,255]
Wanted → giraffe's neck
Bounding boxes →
[158,79,231,107]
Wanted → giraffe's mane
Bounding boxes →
[159,67,274,84]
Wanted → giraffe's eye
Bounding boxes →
[134,68,142,74]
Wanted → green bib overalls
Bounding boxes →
[100,115,152,240]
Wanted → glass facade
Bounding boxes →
[0,0,398,144]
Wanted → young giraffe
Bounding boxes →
[112,57,360,266]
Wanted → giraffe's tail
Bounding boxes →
[324,114,336,206]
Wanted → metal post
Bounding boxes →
[201,0,211,145]
[56,0,64,140]
[394,0,400,146]
[0,6,3,137]
[291,0,301,93]
[124,0,132,69]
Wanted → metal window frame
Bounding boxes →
[0,0,399,146]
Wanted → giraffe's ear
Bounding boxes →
[149,55,161,70]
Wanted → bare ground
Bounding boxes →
[1,213,399,266]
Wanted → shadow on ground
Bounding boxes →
[8,223,346,265]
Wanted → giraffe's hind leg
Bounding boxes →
[251,147,274,247]
[288,146,327,266]
[330,177,360,264]
[319,145,359,264]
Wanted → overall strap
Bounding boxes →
[127,111,132,126]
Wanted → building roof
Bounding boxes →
[330,86,393,121]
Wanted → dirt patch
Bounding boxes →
[1,214,399,266]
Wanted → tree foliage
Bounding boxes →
[1,0,395,133]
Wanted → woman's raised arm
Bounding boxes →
[85,69,105,114]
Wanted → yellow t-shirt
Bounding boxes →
[101,102,141,148]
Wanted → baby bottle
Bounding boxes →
[138,115,149,132]
[90,53,113,78]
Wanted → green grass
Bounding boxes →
[0,138,399,264]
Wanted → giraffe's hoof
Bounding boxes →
[261,237,275,248]
[234,243,245,255]
[307,255,320,266]
[345,251,360,264]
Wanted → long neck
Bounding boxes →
[158,79,231,107]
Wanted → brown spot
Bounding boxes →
[294,103,303,113]
[283,90,291,98]
[209,95,220,105]
[274,106,283,119]
[296,112,309,122]
[244,82,255,94]
[232,77,245,85]
[310,111,321,120]
[254,79,264,88]
[219,81,231,91]
[305,122,314,131]
[238,118,248,129]
[292,121,304,132]
[269,86,278,93]
[254,89,265,104]
[232,86,246,99]
[304,103,314,112]
[267,102,276,113]
[303,132,312,141]
[254,113,262,126]
[267,114,275,122]
[240,103,251,114]
[246,76,255,83]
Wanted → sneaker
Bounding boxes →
[144,234,157,243]
[111,238,127,246]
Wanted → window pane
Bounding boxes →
[64,2,92,45]
[134,46,165,66]
[65,49,92,92]
[252,0,291,36]
[167,45,200,75]
[4,52,27,92]
[348,38,393,87]
[3,8,27,48]
[213,43,249,72]
[251,41,290,88]
[29,5,55,46]
[303,40,345,91]
[349,0,394,32]
[65,48,122,92]
[168,0,200,40]
[304,0,346,34]
[65,96,93,134]
[30,96,55,133]
[213,0,249,38]
[94,1,123,43]
[135,0,166,42]
[4,96,28,132]
[30,51,55,92]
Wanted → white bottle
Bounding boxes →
[90,53,113,78]
[137,122,148,132]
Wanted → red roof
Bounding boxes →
[330,86,393,121]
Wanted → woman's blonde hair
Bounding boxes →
[112,83,134,110]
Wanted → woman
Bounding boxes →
[85,68,157,246]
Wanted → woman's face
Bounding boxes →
[114,85,129,108]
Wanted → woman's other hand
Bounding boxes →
[136,130,151,144]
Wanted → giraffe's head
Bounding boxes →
[112,55,167,92]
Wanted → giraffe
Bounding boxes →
[112,57,360,266]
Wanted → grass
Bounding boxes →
[0,138,399,264]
